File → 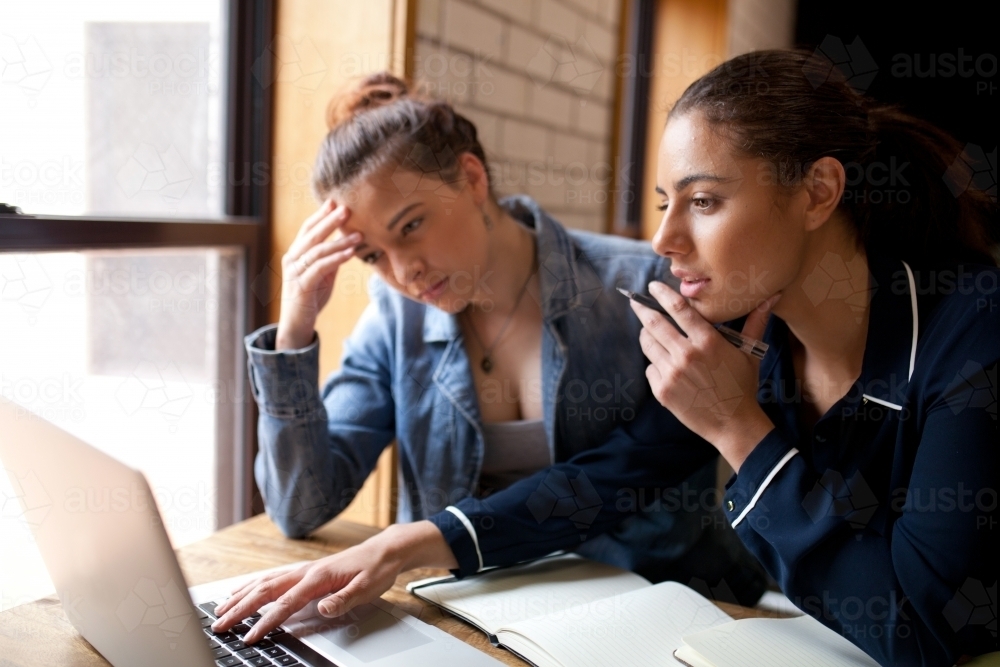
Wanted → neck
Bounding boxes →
[772,219,871,369]
[468,199,538,315]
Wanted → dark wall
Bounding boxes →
[795,1,995,153]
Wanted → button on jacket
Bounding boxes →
[724,253,999,666]
[245,195,765,599]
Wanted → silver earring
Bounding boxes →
[482,210,494,230]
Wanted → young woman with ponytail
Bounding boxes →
[210,73,767,642]
[631,51,997,665]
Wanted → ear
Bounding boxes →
[802,156,846,232]
[458,152,490,207]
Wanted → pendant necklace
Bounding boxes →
[464,264,535,374]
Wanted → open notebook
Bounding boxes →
[407,553,881,667]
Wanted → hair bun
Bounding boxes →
[326,72,408,129]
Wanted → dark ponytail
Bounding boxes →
[313,72,491,201]
[670,50,998,269]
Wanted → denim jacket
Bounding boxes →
[245,195,765,602]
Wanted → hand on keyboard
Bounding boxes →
[209,520,457,644]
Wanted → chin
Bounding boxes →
[692,296,755,324]
[430,293,465,314]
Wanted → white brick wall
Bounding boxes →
[414,0,621,233]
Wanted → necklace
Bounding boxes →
[463,264,535,374]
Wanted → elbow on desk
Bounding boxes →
[253,451,341,539]
[265,505,334,540]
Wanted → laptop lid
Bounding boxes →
[1,397,503,667]
[0,397,215,667]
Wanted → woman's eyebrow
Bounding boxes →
[674,173,730,190]
[386,202,420,230]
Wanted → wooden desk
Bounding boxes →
[0,514,775,666]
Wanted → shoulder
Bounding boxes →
[565,229,671,296]
[916,263,1000,351]
[911,263,1000,399]
[503,194,668,281]
[568,228,664,266]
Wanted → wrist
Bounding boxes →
[378,521,458,572]
[275,318,315,351]
[714,410,774,472]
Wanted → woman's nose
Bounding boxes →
[390,252,423,287]
[651,209,689,258]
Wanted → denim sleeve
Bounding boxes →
[245,302,396,538]
[428,401,717,576]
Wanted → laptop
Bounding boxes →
[0,397,502,667]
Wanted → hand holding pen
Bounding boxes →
[625,280,780,472]
[618,287,769,359]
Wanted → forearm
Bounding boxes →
[430,403,718,576]
[246,322,396,537]
[253,415,344,537]
[276,314,318,351]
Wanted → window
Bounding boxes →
[0,0,273,611]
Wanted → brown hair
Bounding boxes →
[670,50,998,269]
[313,72,491,201]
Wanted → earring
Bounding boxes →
[482,209,494,230]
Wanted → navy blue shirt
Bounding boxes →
[724,253,998,666]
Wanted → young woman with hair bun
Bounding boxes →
[211,72,766,642]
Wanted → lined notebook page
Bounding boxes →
[681,614,881,667]
[496,581,733,667]
[413,554,648,634]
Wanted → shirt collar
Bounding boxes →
[761,252,915,411]
[423,195,597,343]
[855,253,916,407]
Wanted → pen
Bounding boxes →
[617,287,770,360]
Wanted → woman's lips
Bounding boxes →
[679,278,710,298]
[421,278,448,301]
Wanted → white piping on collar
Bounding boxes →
[861,394,903,411]
[901,260,918,382]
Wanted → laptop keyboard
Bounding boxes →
[197,600,313,667]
